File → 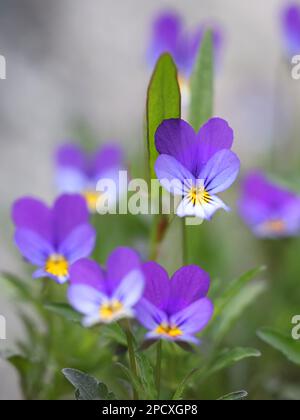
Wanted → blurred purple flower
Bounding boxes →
[239,171,300,238]
[136,262,213,344]
[68,248,144,326]
[155,118,240,220]
[55,144,125,212]
[281,3,300,58]
[12,194,96,284]
[148,11,223,79]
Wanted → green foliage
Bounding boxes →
[62,369,116,400]
[189,30,214,131]
[217,390,248,400]
[257,327,300,365]
[146,53,181,180]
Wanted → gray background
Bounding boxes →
[0,0,298,399]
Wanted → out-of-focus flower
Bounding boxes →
[239,171,300,238]
[12,194,96,283]
[136,262,213,344]
[68,247,144,326]
[281,3,300,58]
[148,11,223,98]
[155,118,240,220]
[55,144,125,212]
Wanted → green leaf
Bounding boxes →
[146,53,181,180]
[101,323,127,346]
[257,327,300,365]
[214,266,266,318]
[185,31,214,265]
[0,271,32,300]
[44,302,82,324]
[211,281,267,343]
[62,368,116,400]
[172,348,259,400]
[202,347,261,381]
[116,362,144,397]
[172,368,198,400]
[135,352,157,400]
[189,30,214,131]
[217,390,248,400]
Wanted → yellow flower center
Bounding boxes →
[45,254,69,278]
[99,300,123,321]
[263,219,286,234]
[188,186,211,206]
[83,191,101,212]
[155,323,183,338]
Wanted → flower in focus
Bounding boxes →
[148,11,223,99]
[55,143,125,212]
[12,194,96,283]
[155,118,240,220]
[136,262,213,344]
[68,247,144,326]
[239,171,300,239]
[281,3,300,58]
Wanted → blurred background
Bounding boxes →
[0,0,300,399]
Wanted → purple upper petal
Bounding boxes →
[199,149,240,194]
[155,119,199,175]
[69,258,106,293]
[106,247,142,292]
[197,118,234,166]
[52,194,89,246]
[167,265,210,314]
[170,297,214,334]
[92,144,123,179]
[58,224,96,263]
[12,197,52,243]
[282,4,300,57]
[142,262,170,310]
[56,144,86,172]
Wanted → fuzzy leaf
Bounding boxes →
[62,368,116,400]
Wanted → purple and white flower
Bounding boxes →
[12,194,96,283]
[148,11,223,96]
[55,143,125,212]
[155,118,240,220]
[68,248,145,326]
[239,171,300,238]
[136,262,213,344]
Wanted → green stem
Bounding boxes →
[124,322,139,400]
[182,219,187,265]
[155,340,162,399]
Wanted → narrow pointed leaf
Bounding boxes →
[257,327,300,365]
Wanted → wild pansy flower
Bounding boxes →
[148,11,223,99]
[155,118,240,220]
[12,194,96,283]
[68,248,145,326]
[239,171,300,239]
[281,3,300,58]
[136,262,213,344]
[55,143,125,212]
